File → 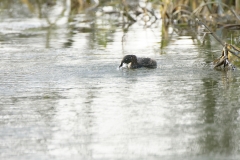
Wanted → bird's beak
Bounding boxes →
[119,61,123,68]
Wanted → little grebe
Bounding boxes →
[119,55,157,69]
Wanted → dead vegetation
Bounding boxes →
[16,0,240,69]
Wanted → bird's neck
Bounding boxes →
[129,60,140,69]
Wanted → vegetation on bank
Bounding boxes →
[1,0,240,68]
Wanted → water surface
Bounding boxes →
[1,1,240,160]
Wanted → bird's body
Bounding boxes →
[119,55,157,69]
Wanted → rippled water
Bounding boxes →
[1,1,240,160]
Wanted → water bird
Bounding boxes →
[119,55,157,69]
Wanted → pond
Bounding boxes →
[1,1,240,160]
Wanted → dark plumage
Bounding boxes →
[119,55,157,69]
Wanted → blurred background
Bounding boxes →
[1,0,240,49]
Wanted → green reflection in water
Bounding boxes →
[197,75,240,155]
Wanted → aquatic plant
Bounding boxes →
[3,0,240,68]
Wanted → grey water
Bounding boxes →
[1,1,240,160]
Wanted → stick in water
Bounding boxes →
[196,18,240,58]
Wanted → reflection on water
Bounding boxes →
[1,1,240,160]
